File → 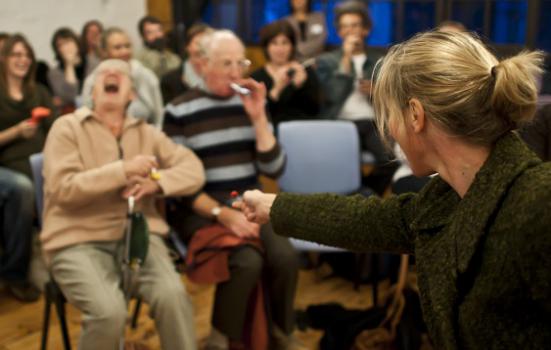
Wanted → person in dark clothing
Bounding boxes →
[250,20,320,131]
[0,34,56,302]
[236,31,550,349]
[520,103,551,161]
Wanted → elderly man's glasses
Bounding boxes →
[215,58,252,72]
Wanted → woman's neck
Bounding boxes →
[267,61,288,70]
[431,136,491,198]
[7,75,24,101]
[293,11,307,21]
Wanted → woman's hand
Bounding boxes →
[232,190,276,225]
[17,120,38,139]
[217,206,260,238]
[289,61,307,88]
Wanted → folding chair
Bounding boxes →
[29,153,142,350]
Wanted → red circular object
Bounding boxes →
[230,191,239,198]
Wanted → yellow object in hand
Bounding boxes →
[150,168,161,181]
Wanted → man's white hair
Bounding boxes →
[198,29,244,59]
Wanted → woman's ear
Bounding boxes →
[408,98,425,134]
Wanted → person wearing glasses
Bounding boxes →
[0,34,55,302]
[316,0,396,195]
[163,30,300,350]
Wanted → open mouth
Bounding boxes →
[103,75,121,93]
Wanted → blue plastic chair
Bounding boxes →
[277,121,385,297]
[278,120,361,252]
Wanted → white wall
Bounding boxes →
[0,0,147,66]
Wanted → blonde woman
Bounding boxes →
[235,31,550,349]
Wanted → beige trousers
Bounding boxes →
[50,234,196,350]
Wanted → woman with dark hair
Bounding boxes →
[250,20,320,129]
[284,0,327,61]
[48,27,87,113]
[0,34,55,302]
[80,20,103,76]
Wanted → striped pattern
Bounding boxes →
[164,89,285,195]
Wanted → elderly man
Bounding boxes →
[41,59,205,350]
[81,27,164,128]
[163,30,300,350]
[136,16,181,78]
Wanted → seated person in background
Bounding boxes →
[41,59,204,350]
[160,23,213,104]
[48,27,86,114]
[315,0,396,195]
[250,20,320,130]
[163,30,300,350]
[80,20,103,76]
[0,34,55,302]
[284,0,327,62]
[81,27,164,127]
[520,103,551,161]
[136,15,181,79]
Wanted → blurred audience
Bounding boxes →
[160,23,213,104]
[80,20,103,76]
[81,27,164,127]
[0,34,55,302]
[136,16,181,78]
[48,27,86,114]
[284,0,327,62]
[250,20,320,130]
[164,30,301,350]
[315,0,396,194]
[41,59,204,350]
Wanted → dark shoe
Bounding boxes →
[7,280,41,302]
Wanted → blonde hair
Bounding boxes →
[373,30,544,146]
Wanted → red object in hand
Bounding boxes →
[29,107,51,125]
[231,191,239,198]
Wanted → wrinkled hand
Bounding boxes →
[232,190,276,225]
[234,78,268,124]
[123,155,159,179]
[122,175,161,201]
[218,206,260,238]
[18,120,38,139]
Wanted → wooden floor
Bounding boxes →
[0,265,387,350]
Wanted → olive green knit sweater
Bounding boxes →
[272,132,551,349]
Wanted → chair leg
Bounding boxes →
[131,298,142,329]
[53,286,71,350]
[40,291,52,350]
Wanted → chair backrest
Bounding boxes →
[277,120,361,194]
[29,153,44,227]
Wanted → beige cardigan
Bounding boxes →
[40,107,205,254]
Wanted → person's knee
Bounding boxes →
[88,301,127,336]
[148,277,187,310]
[268,246,299,271]
[1,171,33,203]
[230,247,263,279]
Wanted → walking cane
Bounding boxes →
[120,196,149,350]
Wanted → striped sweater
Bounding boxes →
[164,88,285,201]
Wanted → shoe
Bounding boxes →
[271,325,309,350]
[7,280,41,302]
